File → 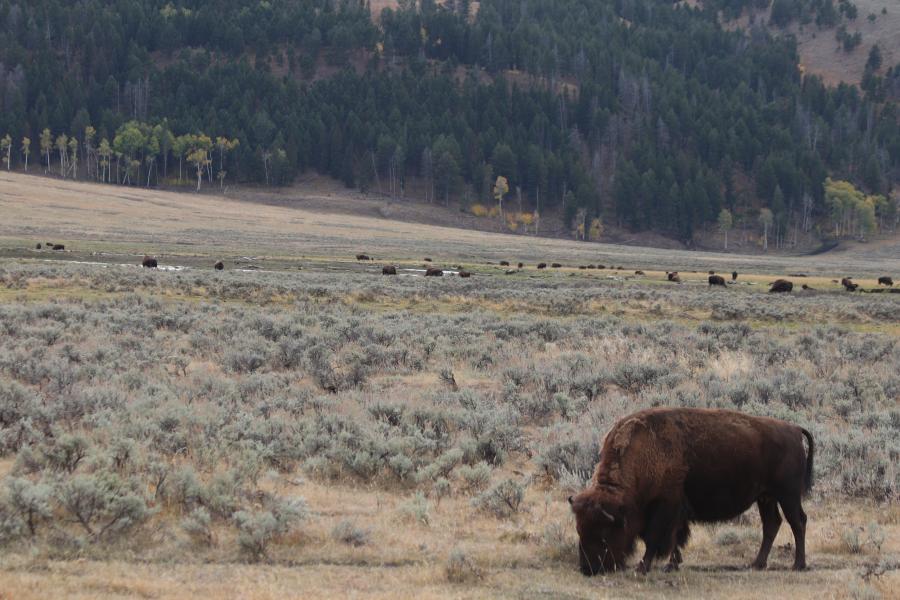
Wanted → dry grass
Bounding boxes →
[1,492,898,599]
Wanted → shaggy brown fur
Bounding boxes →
[355,254,371,261]
[769,279,793,293]
[552,263,563,268]
[537,263,547,269]
[458,270,472,278]
[35,243,42,250]
[570,408,813,575]
[877,276,892,287]
[732,271,738,281]
[500,260,510,266]
[708,275,726,286]
[666,272,681,283]
[214,261,224,271]
[51,244,65,251]
[382,265,397,275]
[424,267,443,277]
[142,256,158,268]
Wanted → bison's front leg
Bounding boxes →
[663,547,682,573]
[636,502,681,575]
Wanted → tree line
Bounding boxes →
[0,0,898,242]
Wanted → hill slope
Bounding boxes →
[2,172,898,276]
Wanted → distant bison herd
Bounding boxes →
[27,242,898,292]
[571,408,814,574]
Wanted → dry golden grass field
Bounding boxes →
[0,172,898,599]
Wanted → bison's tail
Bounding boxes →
[800,427,814,495]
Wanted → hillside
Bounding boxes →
[0,0,898,248]
[2,171,898,275]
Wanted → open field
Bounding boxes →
[0,173,898,598]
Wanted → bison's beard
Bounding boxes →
[578,531,634,575]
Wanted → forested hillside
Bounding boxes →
[0,0,898,245]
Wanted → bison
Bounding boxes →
[214,261,224,271]
[35,243,42,250]
[844,282,859,292]
[708,270,716,275]
[537,263,547,269]
[500,260,510,266]
[569,408,813,575]
[666,272,680,283]
[552,263,562,268]
[769,279,793,293]
[732,271,738,281]
[840,277,853,289]
[801,284,814,290]
[382,265,397,275]
[142,256,158,268]
[425,267,443,277]
[52,244,65,251]
[635,270,645,276]
[878,276,893,287]
[355,254,371,261]
[517,262,524,269]
[423,257,433,262]
[708,275,726,286]
[458,270,472,278]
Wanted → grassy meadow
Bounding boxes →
[0,173,898,599]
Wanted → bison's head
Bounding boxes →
[569,490,632,575]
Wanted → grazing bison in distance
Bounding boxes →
[517,262,524,269]
[708,270,716,275]
[500,260,510,266]
[552,263,562,268]
[382,265,397,275]
[52,244,65,251]
[537,263,547,269]
[666,272,681,283]
[425,267,443,277]
[769,279,792,293]
[423,257,433,262]
[878,276,893,287]
[35,243,42,250]
[142,256,158,268]
[635,270,645,276]
[355,254,371,261]
[732,271,738,281]
[708,275,726,286]
[458,270,472,278]
[570,408,813,575]
[214,261,224,271]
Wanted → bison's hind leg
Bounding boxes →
[778,494,808,571]
[751,496,782,570]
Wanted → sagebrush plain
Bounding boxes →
[0,174,898,599]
